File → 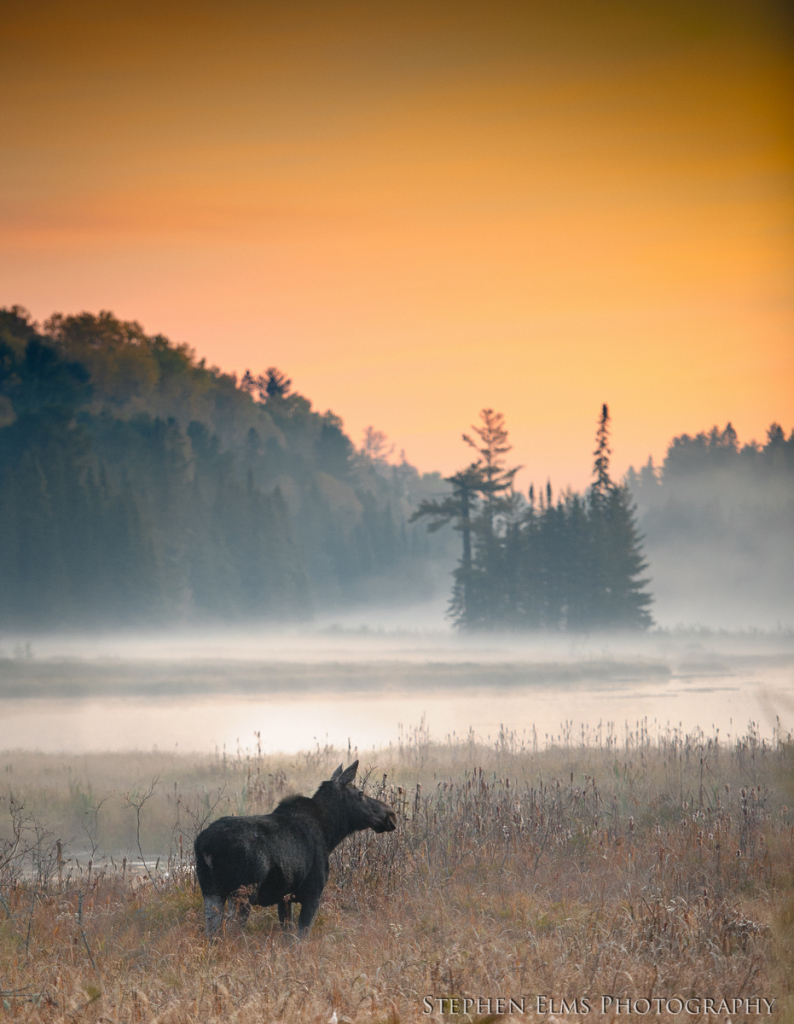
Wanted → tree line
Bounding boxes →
[0,307,453,628]
[412,406,653,630]
[4,304,787,631]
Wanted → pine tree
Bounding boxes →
[411,463,484,628]
[461,410,522,628]
[463,409,520,532]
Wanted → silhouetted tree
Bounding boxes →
[411,463,484,628]
[241,367,292,402]
[463,409,520,531]
[264,367,292,398]
[414,405,653,631]
[360,426,395,463]
[591,402,612,504]
[595,485,653,628]
[587,403,652,628]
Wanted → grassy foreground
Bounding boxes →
[1,722,792,1023]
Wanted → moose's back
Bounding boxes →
[195,800,325,906]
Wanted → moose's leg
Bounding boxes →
[204,895,225,938]
[278,896,293,929]
[296,892,322,937]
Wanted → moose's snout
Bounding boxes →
[377,809,397,833]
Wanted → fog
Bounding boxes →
[641,549,794,632]
[628,425,794,631]
[1,616,791,755]
[636,477,794,631]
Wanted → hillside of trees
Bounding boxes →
[626,422,794,628]
[2,304,789,632]
[0,307,454,628]
[413,406,653,631]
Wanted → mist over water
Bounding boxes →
[1,615,791,755]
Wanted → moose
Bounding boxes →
[194,760,397,937]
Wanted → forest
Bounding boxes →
[0,307,453,628]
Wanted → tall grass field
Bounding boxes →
[1,723,792,1022]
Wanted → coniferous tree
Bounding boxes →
[587,404,652,628]
[515,485,543,628]
[461,410,521,628]
[598,485,653,628]
[462,410,520,530]
[411,463,483,628]
[591,403,612,506]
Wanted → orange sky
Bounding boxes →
[1,0,792,489]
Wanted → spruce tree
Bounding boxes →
[592,403,612,506]
[588,404,652,628]
[599,485,653,628]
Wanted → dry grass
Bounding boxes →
[1,722,792,1023]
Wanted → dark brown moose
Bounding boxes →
[194,760,397,937]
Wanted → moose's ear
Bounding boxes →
[338,760,359,786]
[330,764,344,782]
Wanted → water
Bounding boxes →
[0,627,791,753]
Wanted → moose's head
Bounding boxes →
[319,760,397,835]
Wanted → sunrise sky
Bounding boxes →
[2,0,792,489]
